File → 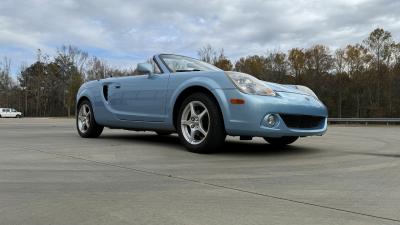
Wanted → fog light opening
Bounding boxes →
[264,114,278,127]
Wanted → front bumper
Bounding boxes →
[214,89,328,138]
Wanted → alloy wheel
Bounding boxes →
[180,101,210,145]
[78,104,91,134]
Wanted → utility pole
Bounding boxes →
[25,88,27,116]
[22,86,28,116]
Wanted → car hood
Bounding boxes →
[263,81,310,96]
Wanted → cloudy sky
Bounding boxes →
[1,0,400,75]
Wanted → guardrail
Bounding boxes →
[328,118,400,126]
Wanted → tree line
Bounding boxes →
[0,46,134,117]
[199,28,400,118]
[1,28,400,118]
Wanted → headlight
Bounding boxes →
[295,85,318,99]
[225,71,276,96]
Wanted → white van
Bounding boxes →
[0,108,23,118]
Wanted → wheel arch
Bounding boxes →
[172,86,226,131]
[76,96,91,110]
[76,95,97,119]
[76,95,105,126]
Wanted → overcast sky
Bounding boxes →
[1,0,400,75]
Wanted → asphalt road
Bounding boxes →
[0,118,399,225]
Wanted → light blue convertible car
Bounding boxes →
[76,54,327,153]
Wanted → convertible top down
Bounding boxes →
[76,54,328,153]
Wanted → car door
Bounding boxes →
[107,74,169,122]
[4,108,11,117]
[10,109,17,117]
[108,63,170,122]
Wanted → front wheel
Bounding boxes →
[16,115,21,118]
[263,136,299,146]
[177,93,226,153]
[76,100,104,138]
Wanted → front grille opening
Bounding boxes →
[280,114,324,129]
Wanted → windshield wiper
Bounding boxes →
[175,69,202,72]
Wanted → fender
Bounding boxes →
[76,88,93,110]
[76,82,111,125]
[166,75,233,129]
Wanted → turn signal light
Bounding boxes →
[230,98,245,104]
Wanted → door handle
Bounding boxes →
[114,85,121,89]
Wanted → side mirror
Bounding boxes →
[137,63,154,75]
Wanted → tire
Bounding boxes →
[16,115,21,118]
[177,92,226,153]
[155,131,173,136]
[263,136,299,146]
[76,100,104,138]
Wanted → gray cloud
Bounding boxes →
[1,0,400,73]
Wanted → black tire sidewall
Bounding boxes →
[177,93,225,153]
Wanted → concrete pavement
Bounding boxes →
[0,118,399,225]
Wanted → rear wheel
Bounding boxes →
[77,100,104,138]
[177,93,226,153]
[264,136,299,146]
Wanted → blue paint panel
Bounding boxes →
[106,74,169,122]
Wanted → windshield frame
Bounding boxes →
[159,54,221,73]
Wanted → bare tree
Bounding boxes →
[197,44,217,64]
[288,48,305,79]
[0,57,12,106]
[57,45,89,74]
[334,48,346,74]
[363,28,393,73]
[86,57,109,81]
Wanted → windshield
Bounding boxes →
[160,54,221,73]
